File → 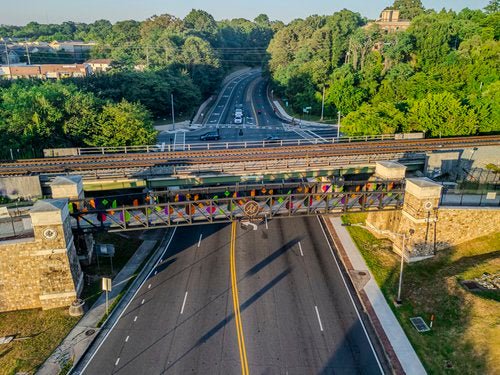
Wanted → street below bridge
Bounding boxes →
[157,69,339,148]
[79,217,383,374]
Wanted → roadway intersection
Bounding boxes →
[157,69,339,148]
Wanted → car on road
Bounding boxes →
[264,135,282,144]
[257,109,262,115]
[200,132,220,141]
[234,116,243,124]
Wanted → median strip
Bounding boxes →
[230,221,250,375]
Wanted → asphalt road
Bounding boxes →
[157,69,339,147]
[80,217,383,375]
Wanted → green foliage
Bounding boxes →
[342,102,405,135]
[390,0,425,20]
[405,92,478,136]
[90,100,157,147]
[266,5,499,137]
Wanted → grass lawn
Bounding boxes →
[0,308,78,375]
[342,213,500,375]
[0,232,144,374]
[80,232,143,307]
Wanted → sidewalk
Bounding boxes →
[326,217,427,375]
[37,232,162,375]
[272,99,338,129]
[154,120,202,133]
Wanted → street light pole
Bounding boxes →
[171,93,175,131]
[396,228,414,305]
[320,86,325,122]
[337,111,341,139]
[396,233,406,304]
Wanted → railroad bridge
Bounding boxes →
[70,178,405,232]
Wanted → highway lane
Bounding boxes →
[81,224,241,374]
[158,69,339,146]
[79,217,383,375]
[236,217,382,374]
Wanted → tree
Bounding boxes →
[91,100,157,147]
[484,0,499,14]
[405,92,478,136]
[181,36,222,96]
[326,65,367,113]
[342,102,406,135]
[391,0,425,20]
[184,9,218,43]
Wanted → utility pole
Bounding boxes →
[171,93,175,131]
[24,39,31,65]
[320,85,325,122]
[145,46,149,68]
[3,40,12,79]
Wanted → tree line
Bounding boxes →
[0,10,277,157]
[266,0,499,136]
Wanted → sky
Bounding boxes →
[0,0,492,26]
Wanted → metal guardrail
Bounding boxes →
[44,133,424,157]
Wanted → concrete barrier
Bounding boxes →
[0,176,42,199]
[43,148,80,157]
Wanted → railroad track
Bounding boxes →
[1,136,499,176]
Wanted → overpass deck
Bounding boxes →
[70,180,404,232]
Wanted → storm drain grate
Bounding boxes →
[410,317,430,332]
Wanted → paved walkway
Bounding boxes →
[37,232,163,375]
[327,217,427,375]
[273,99,338,129]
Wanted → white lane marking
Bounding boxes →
[180,291,188,315]
[133,316,138,322]
[298,242,304,256]
[115,358,120,366]
[154,270,157,275]
[305,129,328,143]
[78,228,177,374]
[265,217,268,229]
[125,335,129,342]
[198,233,203,247]
[141,299,145,305]
[317,217,384,373]
[315,306,324,332]
[148,284,151,289]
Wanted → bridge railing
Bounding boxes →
[68,179,406,231]
[440,189,500,207]
[43,132,424,157]
[70,190,405,232]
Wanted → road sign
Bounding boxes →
[102,277,112,316]
[243,200,260,217]
[102,277,112,292]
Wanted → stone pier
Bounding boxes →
[366,174,500,262]
[0,199,83,311]
[51,175,94,264]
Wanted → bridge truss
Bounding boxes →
[70,179,404,232]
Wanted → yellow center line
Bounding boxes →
[230,221,249,375]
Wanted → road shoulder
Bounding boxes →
[323,216,427,375]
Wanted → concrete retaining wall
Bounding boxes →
[367,206,500,255]
[0,176,42,199]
